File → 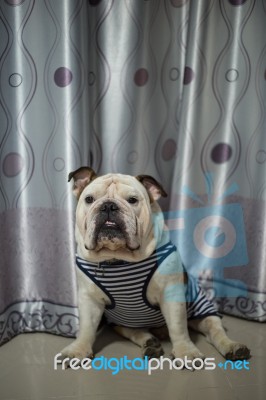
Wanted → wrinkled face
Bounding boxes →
[75,174,161,262]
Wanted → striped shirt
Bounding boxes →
[76,242,218,329]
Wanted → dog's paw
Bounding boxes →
[141,337,164,359]
[171,341,205,370]
[224,343,250,360]
[58,341,94,368]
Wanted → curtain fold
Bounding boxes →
[0,0,265,345]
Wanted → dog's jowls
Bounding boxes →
[60,167,250,364]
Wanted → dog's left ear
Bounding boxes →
[68,167,97,198]
[136,175,167,201]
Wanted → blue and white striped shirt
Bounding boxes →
[76,242,218,328]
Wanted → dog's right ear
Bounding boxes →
[68,167,97,198]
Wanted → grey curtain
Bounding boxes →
[1,0,265,346]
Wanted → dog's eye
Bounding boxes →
[127,197,138,204]
[85,196,94,204]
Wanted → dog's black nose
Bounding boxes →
[100,201,119,214]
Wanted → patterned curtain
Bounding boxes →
[0,0,265,345]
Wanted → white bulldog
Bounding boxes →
[60,167,250,363]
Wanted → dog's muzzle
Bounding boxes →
[95,200,127,243]
[98,201,123,229]
[84,199,140,252]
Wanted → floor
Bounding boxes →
[0,315,265,400]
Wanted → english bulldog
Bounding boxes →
[60,167,250,363]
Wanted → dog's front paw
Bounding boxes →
[57,340,94,368]
[171,341,205,369]
[141,337,164,359]
[224,342,250,361]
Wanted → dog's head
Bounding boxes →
[68,167,168,262]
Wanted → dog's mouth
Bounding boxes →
[99,219,123,233]
[102,220,120,229]
[95,218,127,245]
[85,213,140,252]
